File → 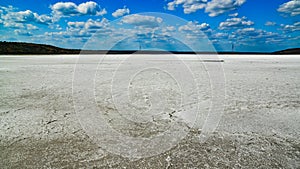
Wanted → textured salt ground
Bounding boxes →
[1,130,299,168]
[0,55,300,168]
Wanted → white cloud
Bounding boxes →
[232,28,285,45]
[178,21,211,41]
[38,14,216,51]
[68,18,109,30]
[0,5,15,11]
[205,0,246,17]
[26,24,38,30]
[278,0,300,16]
[183,3,206,14]
[121,14,163,28]
[179,21,211,32]
[3,10,40,23]
[265,21,276,26]
[167,0,206,14]
[3,22,24,29]
[77,1,105,16]
[56,18,111,41]
[45,29,91,39]
[229,13,238,17]
[163,26,176,32]
[112,7,130,18]
[222,27,287,46]
[68,21,85,28]
[166,0,246,16]
[49,24,62,30]
[280,22,300,32]
[212,32,229,38]
[36,14,54,24]
[14,30,33,36]
[219,16,254,30]
[96,8,107,16]
[51,1,107,17]
[44,31,72,39]
[51,2,78,16]
[235,27,256,35]
[0,7,53,33]
[209,32,229,44]
[2,10,35,22]
[84,18,109,29]
[0,9,53,26]
[161,26,176,36]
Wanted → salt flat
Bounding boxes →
[0,55,299,168]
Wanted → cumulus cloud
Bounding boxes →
[14,30,33,36]
[205,0,246,17]
[112,7,130,18]
[36,15,54,24]
[68,18,109,30]
[162,26,176,33]
[3,22,24,29]
[212,32,229,39]
[52,18,111,41]
[121,14,163,28]
[46,15,167,45]
[166,0,246,16]
[1,9,53,25]
[232,28,285,45]
[44,17,173,50]
[77,1,106,15]
[1,10,34,22]
[278,0,300,16]
[67,21,85,28]
[229,13,238,17]
[209,32,230,44]
[219,16,254,30]
[167,0,206,14]
[51,2,78,16]
[51,1,107,17]
[179,21,211,32]
[0,6,52,34]
[49,24,63,30]
[26,24,38,30]
[85,18,109,29]
[161,26,176,36]
[265,21,276,26]
[178,21,211,41]
[45,29,91,39]
[44,31,71,38]
[280,22,300,32]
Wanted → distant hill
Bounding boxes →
[272,48,300,54]
[0,41,299,55]
[0,41,80,54]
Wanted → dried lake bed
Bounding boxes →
[0,55,299,168]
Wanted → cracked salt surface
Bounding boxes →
[0,55,299,168]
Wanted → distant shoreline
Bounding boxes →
[0,41,299,55]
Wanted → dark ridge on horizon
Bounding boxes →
[272,48,300,54]
[0,41,299,55]
[0,41,79,55]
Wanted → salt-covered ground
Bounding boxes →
[0,55,299,168]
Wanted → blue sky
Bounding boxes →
[0,0,299,52]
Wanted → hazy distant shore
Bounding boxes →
[1,41,300,55]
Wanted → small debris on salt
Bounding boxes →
[165,156,172,169]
